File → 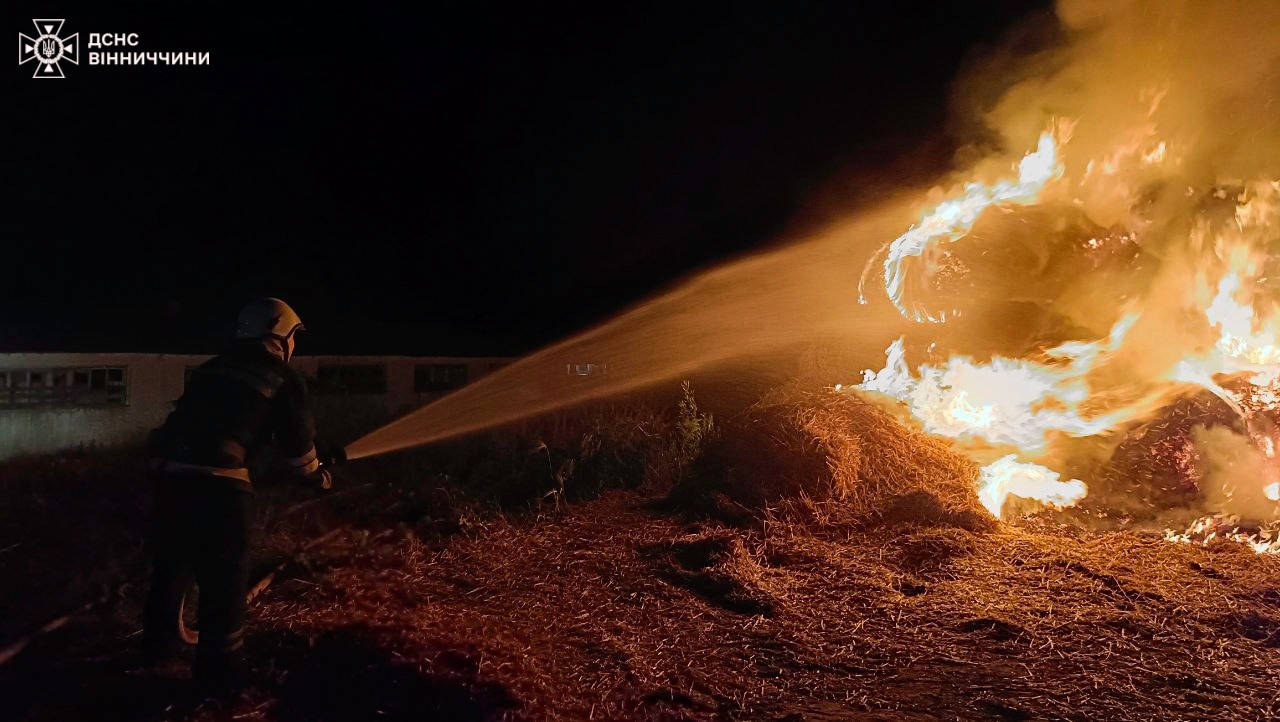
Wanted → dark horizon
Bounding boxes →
[8,1,1054,357]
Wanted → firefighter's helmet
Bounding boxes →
[236,298,305,341]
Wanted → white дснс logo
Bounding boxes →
[19,19,79,78]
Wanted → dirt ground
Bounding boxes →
[2,486,1277,722]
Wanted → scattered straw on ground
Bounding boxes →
[239,490,1280,721]
[5,392,1278,721]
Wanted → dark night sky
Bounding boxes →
[8,1,1052,356]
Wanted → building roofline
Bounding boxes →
[0,352,516,362]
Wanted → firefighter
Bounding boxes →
[141,297,332,690]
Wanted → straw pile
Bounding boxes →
[1094,389,1244,516]
[682,389,991,530]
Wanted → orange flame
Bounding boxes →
[978,455,1087,517]
[862,127,1067,323]
[1165,515,1279,555]
[858,124,1280,549]
[861,315,1139,451]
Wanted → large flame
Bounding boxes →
[861,128,1067,323]
[861,314,1139,452]
[856,123,1280,553]
[978,455,1087,518]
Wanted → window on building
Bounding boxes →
[414,363,469,392]
[0,367,128,408]
[315,364,388,395]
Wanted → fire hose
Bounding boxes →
[175,450,351,645]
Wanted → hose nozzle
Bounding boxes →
[319,445,348,468]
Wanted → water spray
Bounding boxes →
[339,201,920,462]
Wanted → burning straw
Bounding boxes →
[852,0,1280,548]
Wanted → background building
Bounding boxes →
[0,353,510,460]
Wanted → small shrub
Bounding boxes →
[447,401,661,507]
[670,380,717,478]
[439,383,718,508]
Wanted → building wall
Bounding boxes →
[292,355,510,415]
[0,352,510,460]
[0,353,194,460]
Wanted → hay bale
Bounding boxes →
[1094,389,1242,516]
[677,389,990,528]
[830,392,988,526]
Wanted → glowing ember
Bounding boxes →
[1165,515,1280,555]
[1266,482,1280,502]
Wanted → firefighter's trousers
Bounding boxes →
[143,472,253,668]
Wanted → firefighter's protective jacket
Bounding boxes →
[148,340,320,491]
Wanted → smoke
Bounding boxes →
[967,0,1280,199]
[1192,425,1278,518]
[976,1,1280,521]
[346,204,917,459]
[954,0,1280,369]
[350,1,1280,478]
[877,0,1280,353]
[851,0,1280,526]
